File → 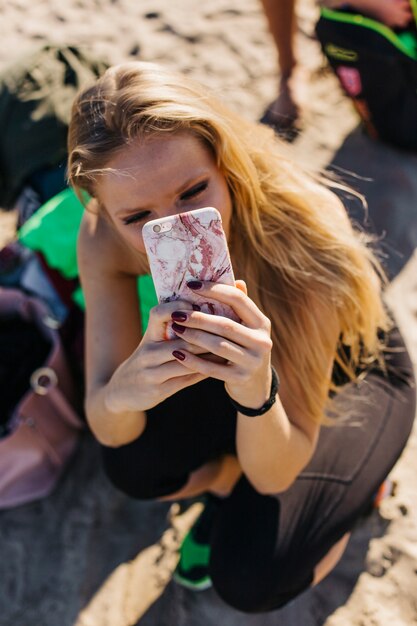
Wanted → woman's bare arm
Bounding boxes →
[235,298,340,494]
[78,208,207,447]
[78,210,148,446]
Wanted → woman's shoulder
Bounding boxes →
[77,200,145,278]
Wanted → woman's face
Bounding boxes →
[96,132,233,254]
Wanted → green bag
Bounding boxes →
[18,188,157,332]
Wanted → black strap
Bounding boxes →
[227,366,280,417]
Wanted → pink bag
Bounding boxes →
[0,287,84,508]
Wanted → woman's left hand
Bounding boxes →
[170,279,274,410]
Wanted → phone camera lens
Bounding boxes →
[153,224,161,233]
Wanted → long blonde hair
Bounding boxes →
[68,61,390,423]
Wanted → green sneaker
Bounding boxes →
[173,496,219,591]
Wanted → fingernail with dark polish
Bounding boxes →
[192,304,201,311]
[187,280,203,290]
[172,322,185,334]
[171,311,188,322]
[172,350,186,361]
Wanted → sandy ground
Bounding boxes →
[1,0,417,624]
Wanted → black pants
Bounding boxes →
[101,327,415,613]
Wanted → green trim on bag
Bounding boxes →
[320,7,417,60]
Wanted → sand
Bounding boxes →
[0,0,417,624]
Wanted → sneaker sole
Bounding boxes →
[173,570,213,591]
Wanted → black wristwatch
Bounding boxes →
[227,366,280,417]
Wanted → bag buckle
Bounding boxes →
[30,367,58,395]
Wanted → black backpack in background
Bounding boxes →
[0,45,109,209]
[316,5,417,150]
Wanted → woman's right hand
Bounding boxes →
[104,300,208,415]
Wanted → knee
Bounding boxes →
[104,467,172,500]
[100,445,187,500]
[211,568,311,613]
[210,547,312,613]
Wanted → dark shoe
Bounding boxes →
[259,84,301,142]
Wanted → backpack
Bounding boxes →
[0,45,108,209]
[316,3,417,150]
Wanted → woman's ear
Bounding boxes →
[86,197,100,216]
[235,279,247,295]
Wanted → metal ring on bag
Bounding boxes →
[42,314,62,330]
[30,367,58,395]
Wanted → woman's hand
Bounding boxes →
[169,280,274,411]
[167,280,329,495]
[105,300,208,414]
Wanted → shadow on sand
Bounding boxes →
[330,126,417,281]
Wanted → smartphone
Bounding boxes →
[142,207,239,339]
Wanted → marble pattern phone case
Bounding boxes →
[142,207,238,338]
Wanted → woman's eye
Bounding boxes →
[180,181,208,201]
[122,211,151,226]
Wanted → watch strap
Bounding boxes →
[227,366,280,417]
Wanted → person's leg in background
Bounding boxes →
[259,0,300,132]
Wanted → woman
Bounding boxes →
[67,61,415,612]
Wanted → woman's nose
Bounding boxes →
[160,205,182,219]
